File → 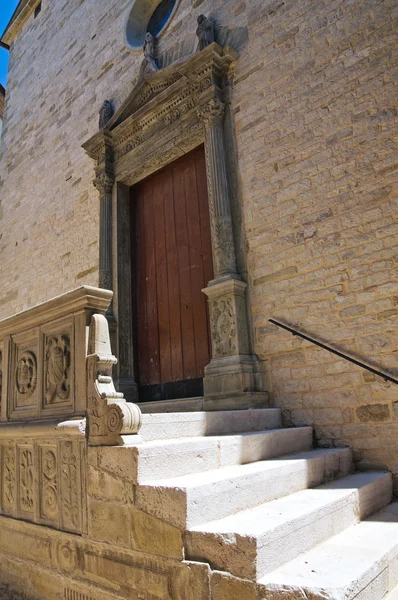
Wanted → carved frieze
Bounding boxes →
[0,437,86,534]
[45,335,71,405]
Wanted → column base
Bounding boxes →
[203,354,269,411]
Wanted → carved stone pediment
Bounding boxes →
[82,43,238,186]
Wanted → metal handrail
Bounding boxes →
[269,319,398,385]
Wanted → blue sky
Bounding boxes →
[0,0,20,87]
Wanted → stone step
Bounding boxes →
[386,584,398,599]
[185,471,392,581]
[258,501,398,600]
[136,447,352,529]
[134,426,312,482]
[139,408,282,442]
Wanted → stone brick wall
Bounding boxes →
[233,0,398,477]
[0,0,397,474]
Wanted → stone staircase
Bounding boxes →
[129,407,398,600]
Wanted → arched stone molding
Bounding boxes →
[83,42,267,409]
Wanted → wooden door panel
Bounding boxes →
[132,146,213,399]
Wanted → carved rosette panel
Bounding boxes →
[40,446,58,524]
[9,339,39,417]
[0,439,85,534]
[54,539,81,574]
[210,297,237,357]
[45,335,71,405]
[18,445,35,515]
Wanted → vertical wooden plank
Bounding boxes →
[184,152,210,377]
[143,179,160,385]
[163,167,184,382]
[153,170,172,383]
[134,183,149,386]
[173,156,197,380]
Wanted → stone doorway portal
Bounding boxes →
[131,146,213,401]
[83,42,267,409]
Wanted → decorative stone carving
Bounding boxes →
[94,171,114,291]
[41,447,58,522]
[93,171,113,196]
[211,297,237,356]
[45,336,71,404]
[205,279,250,359]
[16,351,37,396]
[99,100,114,130]
[3,445,16,511]
[87,314,142,445]
[54,539,80,573]
[141,32,158,76]
[19,446,35,513]
[196,14,215,50]
[0,433,86,533]
[199,97,238,278]
[60,441,81,532]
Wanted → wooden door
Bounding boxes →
[132,146,214,401]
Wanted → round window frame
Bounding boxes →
[125,0,181,52]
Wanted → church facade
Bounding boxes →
[0,0,397,598]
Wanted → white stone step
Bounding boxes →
[139,409,282,441]
[386,585,398,599]
[134,426,312,482]
[185,471,392,581]
[259,501,398,600]
[136,447,352,529]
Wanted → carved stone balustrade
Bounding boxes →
[0,286,142,533]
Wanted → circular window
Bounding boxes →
[126,0,179,51]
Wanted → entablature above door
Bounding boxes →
[82,42,238,187]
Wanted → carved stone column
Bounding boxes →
[199,96,268,410]
[199,97,237,279]
[93,172,114,291]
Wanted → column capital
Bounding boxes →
[197,97,225,125]
[93,171,114,197]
